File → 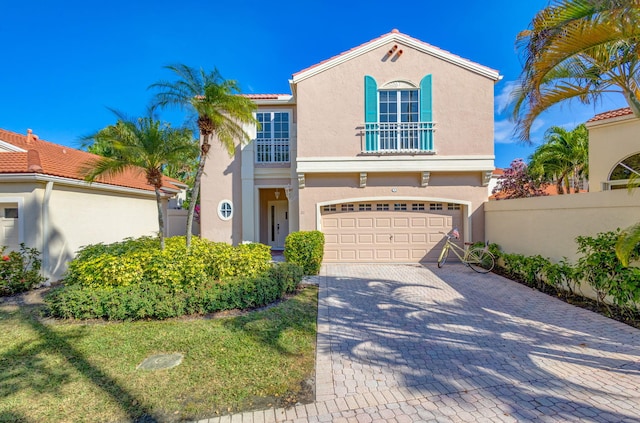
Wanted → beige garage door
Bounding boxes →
[0,204,20,252]
[322,201,463,262]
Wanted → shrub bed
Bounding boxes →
[45,261,305,321]
[491,229,640,317]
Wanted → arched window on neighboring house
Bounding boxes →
[606,152,640,190]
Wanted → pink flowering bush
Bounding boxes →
[0,244,46,296]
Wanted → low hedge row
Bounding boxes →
[45,262,304,321]
[65,236,272,289]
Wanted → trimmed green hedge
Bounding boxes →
[284,231,325,275]
[64,237,272,289]
[45,262,305,321]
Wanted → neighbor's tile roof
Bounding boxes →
[0,128,180,192]
[242,94,290,100]
[587,107,634,122]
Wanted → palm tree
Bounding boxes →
[149,65,257,248]
[83,110,197,250]
[528,124,589,194]
[514,0,640,265]
[512,0,640,142]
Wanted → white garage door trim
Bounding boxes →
[0,197,25,251]
[317,196,471,242]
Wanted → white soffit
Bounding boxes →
[292,32,501,83]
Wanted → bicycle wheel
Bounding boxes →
[467,248,495,273]
[437,245,449,268]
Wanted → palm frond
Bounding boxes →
[616,222,640,266]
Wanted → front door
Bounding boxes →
[268,201,289,249]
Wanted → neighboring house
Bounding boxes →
[201,29,500,262]
[0,128,183,280]
[586,107,640,191]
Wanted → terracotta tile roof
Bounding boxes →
[490,184,586,200]
[242,94,290,100]
[493,168,504,176]
[587,107,634,122]
[0,128,180,192]
[293,28,499,79]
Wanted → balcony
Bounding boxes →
[364,122,435,153]
[255,138,290,163]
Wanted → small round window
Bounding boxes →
[218,200,233,221]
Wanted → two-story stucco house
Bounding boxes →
[201,30,500,262]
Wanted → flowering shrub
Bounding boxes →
[0,244,46,296]
[64,236,272,289]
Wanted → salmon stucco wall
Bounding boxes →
[295,41,495,158]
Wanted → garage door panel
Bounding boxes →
[411,218,427,227]
[376,218,391,228]
[324,218,339,228]
[393,218,409,228]
[376,249,392,260]
[322,202,463,263]
[358,250,375,260]
[375,234,392,244]
[340,234,357,244]
[340,218,356,228]
[357,218,374,228]
[411,233,427,243]
[393,249,410,260]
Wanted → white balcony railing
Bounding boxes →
[364,122,435,153]
[256,138,290,163]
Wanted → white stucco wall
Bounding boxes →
[0,180,165,281]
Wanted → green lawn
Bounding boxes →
[0,286,317,423]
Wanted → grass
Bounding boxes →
[0,286,318,423]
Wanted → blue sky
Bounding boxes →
[1,0,628,168]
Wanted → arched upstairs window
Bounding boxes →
[606,152,640,190]
[364,75,434,153]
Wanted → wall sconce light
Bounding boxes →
[274,188,280,200]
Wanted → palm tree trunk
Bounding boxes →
[186,137,210,249]
[623,90,640,118]
[155,187,165,250]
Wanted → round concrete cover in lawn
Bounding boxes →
[137,353,183,370]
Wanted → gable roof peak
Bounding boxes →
[292,30,500,83]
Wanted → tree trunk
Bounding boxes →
[186,135,210,249]
[155,187,165,250]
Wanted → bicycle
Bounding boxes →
[437,229,495,273]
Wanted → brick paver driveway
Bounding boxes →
[311,263,640,423]
[201,263,640,423]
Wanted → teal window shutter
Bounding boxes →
[420,74,433,151]
[364,75,378,151]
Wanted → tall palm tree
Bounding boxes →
[528,124,589,194]
[83,110,196,250]
[149,65,257,248]
[512,0,640,142]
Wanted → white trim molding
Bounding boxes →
[297,155,495,173]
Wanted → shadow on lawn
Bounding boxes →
[0,306,158,423]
